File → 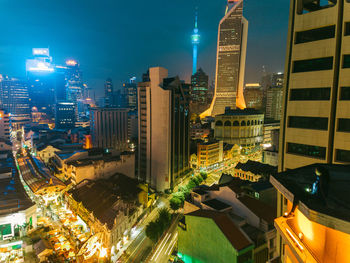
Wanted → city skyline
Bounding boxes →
[0,0,289,96]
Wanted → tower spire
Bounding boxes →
[191,7,200,75]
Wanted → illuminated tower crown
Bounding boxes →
[191,9,200,75]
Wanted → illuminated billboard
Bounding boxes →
[32,48,50,57]
[26,59,54,72]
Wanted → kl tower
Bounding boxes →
[191,9,200,75]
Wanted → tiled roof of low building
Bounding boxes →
[0,157,34,215]
[235,160,277,176]
[186,210,253,251]
[69,175,141,230]
[238,195,276,224]
[202,198,231,211]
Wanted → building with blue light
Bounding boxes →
[55,101,76,129]
[26,48,65,117]
[0,75,31,130]
[191,10,200,75]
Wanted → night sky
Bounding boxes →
[0,0,289,97]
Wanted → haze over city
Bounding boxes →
[0,0,288,94]
[1,0,349,262]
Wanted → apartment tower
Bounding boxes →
[138,67,190,191]
[279,0,350,171]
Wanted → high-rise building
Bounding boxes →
[279,0,350,171]
[138,67,190,191]
[0,76,31,130]
[265,86,283,121]
[111,89,128,108]
[90,107,128,150]
[65,60,84,104]
[26,48,64,117]
[261,72,284,111]
[190,68,209,115]
[123,77,138,111]
[202,0,248,117]
[244,83,263,109]
[104,78,113,107]
[55,102,76,130]
[191,10,200,75]
[0,109,11,141]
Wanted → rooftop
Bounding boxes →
[202,198,231,211]
[235,160,277,176]
[186,209,253,251]
[270,163,350,225]
[69,174,141,229]
[217,107,263,117]
[0,157,34,215]
[238,195,276,224]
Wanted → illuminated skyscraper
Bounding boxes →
[26,48,66,117]
[191,10,200,75]
[190,68,209,114]
[26,48,56,115]
[0,76,31,130]
[123,77,138,111]
[65,60,84,103]
[202,0,248,117]
[55,101,76,129]
[104,78,113,107]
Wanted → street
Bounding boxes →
[147,214,180,263]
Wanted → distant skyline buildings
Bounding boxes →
[0,1,288,95]
[0,75,31,129]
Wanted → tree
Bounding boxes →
[187,179,197,190]
[170,196,182,211]
[173,192,185,202]
[196,175,203,184]
[200,171,208,180]
[146,221,161,242]
[158,208,171,229]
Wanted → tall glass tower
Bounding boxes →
[191,10,200,75]
[202,0,248,117]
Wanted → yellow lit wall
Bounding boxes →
[284,205,350,263]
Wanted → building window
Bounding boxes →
[288,116,328,130]
[215,121,223,126]
[233,121,239,126]
[336,149,350,162]
[241,121,246,126]
[338,119,350,132]
[224,121,231,126]
[297,0,337,14]
[343,55,350,68]
[290,88,330,101]
[287,142,326,159]
[340,87,350,100]
[345,22,350,36]
[293,57,333,73]
[295,25,335,44]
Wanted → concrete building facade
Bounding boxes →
[90,108,128,151]
[138,67,190,191]
[214,108,264,151]
[279,0,350,171]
